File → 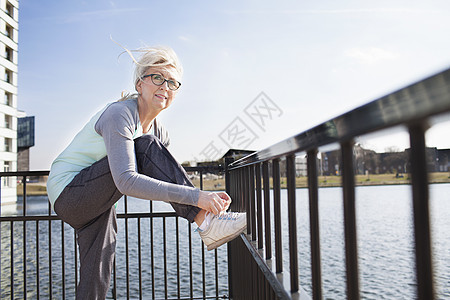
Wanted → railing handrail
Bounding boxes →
[0,167,223,178]
[0,170,49,177]
[230,67,450,168]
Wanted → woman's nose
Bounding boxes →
[159,81,169,90]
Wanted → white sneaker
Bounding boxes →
[199,212,247,251]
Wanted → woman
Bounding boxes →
[47,46,246,299]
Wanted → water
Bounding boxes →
[1,184,449,299]
[275,184,450,299]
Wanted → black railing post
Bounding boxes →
[61,220,65,299]
[307,149,323,300]
[138,216,143,299]
[22,176,27,300]
[48,201,53,298]
[244,167,251,235]
[0,176,2,299]
[37,221,41,300]
[225,157,234,199]
[408,122,435,300]
[10,220,14,300]
[272,158,283,273]
[124,196,130,299]
[341,140,360,300]
[262,161,272,259]
[249,165,257,241]
[239,168,245,213]
[225,157,234,300]
[286,154,299,292]
[255,163,264,249]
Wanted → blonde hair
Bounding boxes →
[114,41,183,101]
[131,46,183,87]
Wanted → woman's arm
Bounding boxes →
[95,102,200,206]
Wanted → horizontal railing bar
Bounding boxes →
[0,215,60,221]
[230,67,450,168]
[154,297,228,300]
[0,167,223,178]
[0,171,50,176]
[184,166,224,172]
[117,212,177,218]
[0,211,178,221]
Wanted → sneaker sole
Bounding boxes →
[205,224,247,251]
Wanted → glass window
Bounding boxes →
[5,2,14,18]
[5,46,12,61]
[3,161,12,186]
[5,24,13,39]
[18,116,35,148]
[5,69,12,83]
[4,92,12,105]
[5,115,12,129]
[4,138,12,152]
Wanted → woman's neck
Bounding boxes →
[138,99,160,134]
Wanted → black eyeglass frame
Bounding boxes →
[141,74,181,91]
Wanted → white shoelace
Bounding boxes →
[197,212,240,232]
[217,212,238,220]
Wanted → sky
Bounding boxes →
[17,0,450,170]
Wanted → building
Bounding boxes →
[17,115,35,170]
[221,148,256,163]
[295,155,307,176]
[437,149,450,172]
[0,0,18,204]
[320,144,450,176]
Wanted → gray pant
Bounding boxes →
[54,135,201,300]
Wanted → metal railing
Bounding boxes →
[1,68,449,300]
[226,67,450,299]
[0,166,228,299]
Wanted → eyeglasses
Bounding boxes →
[142,74,181,91]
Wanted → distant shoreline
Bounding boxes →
[190,172,450,191]
[17,172,450,195]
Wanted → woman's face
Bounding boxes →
[136,66,180,112]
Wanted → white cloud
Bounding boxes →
[345,47,398,65]
[178,36,190,42]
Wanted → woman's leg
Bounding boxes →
[54,157,122,299]
[53,135,206,298]
[54,157,122,228]
[134,134,202,223]
[54,136,203,298]
[75,208,117,299]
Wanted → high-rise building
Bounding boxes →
[0,0,18,205]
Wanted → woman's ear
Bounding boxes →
[135,80,142,95]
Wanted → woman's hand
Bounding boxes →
[197,191,232,215]
[216,191,231,211]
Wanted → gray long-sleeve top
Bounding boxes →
[47,97,199,208]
